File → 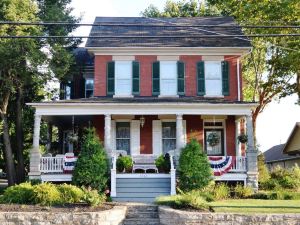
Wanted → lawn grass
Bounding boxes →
[210,199,300,214]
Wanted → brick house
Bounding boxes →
[28,17,258,202]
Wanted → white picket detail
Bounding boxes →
[231,156,246,172]
[40,157,64,173]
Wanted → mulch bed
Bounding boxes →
[0,203,114,212]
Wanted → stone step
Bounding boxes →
[126,212,159,219]
[122,218,160,225]
[126,205,158,212]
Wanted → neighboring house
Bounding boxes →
[264,123,300,170]
[27,17,258,202]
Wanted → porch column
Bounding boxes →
[246,115,258,191]
[104,114,112,156]
[235,118,241,157]
[29,113,42,180]
[176,114,184,150]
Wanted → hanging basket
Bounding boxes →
[68,134,78,143]
[207,132,220,147]
[237,134,248,143]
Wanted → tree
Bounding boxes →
[178,139,212,191]
[72,128,109,192]
[141,0,221,17]
[257,153,270,183]
[206,0,300,140]
[0,0,81,185]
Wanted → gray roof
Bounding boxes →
[264,144,300,163]
[85,17,251,48]
[33,97,256,104]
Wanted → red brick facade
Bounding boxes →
[93,55,242,100]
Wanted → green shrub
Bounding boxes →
[116,155,133,173]
[214,183,230,200]
[257,153,270,183]
[82,187,106,206]
[234,185,254,199]
[155,154,171,173]
[72,128,109,192]
[0,182,34,204]
[156,193,210,211]
[178,139,212,191]
[260,178,280,190]
[250,192,269,199]
[189,190,215,202]
[57,184,85,204]
[33,183,62,206]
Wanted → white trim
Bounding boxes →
[41,174,72,182]
[29,103,256,116]
[214,173,247,182]
[237,58,241,101]
[202,56,225,61]
[158,95,179,98]
[86,47,252,56]
[116,173,171,178]
[112,55,135,61]
[113,95,134,98]
[157,55,180,61]
[153,120,162,156]
[201,115,228,120]
[204,95,224,98]
[130,120,140,155]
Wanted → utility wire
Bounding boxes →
[0,34,300,39]
[0,21,300,29]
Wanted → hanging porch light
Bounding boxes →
[140,116,145,128]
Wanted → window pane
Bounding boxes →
[116,122,130,138]
[85,79,94,90]
[205,130,223,156]
[205,62,222,79]
[65,86,71,100]
[162,122,176,138]
[116,139,130,153]
[161,79,177,96]
[115,61,132,79]
[160,61,177,79]
[86,90,93,98]
[163,139,176,154]
[205,80,222,96]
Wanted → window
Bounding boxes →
[115,61,132,96]
[85,78,94,98]
[160,61,177,96]
[116,122,130,154]
[63,81,72,100]
[162,122,176,154]
[204,121,225,156]
[205,61,222,96]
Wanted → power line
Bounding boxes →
[0,21,300,29]
[0,34,299,39]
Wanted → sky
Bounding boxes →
[70,0,300,152]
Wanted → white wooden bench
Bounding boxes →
[132,155,158,173]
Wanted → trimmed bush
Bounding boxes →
[155,154,171,173]
[82,187,106,206]
[156,193,210,211]
[213,183,230,200]
[178,139,212,191]
[72,127,109,192]
[33,183,62,206]
[57,184,85,204]
[0,182,34,204]
[234,185,254,199]
[116,155,133,173]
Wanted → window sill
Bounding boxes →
[204,95,224,98]
[158,95,179,98]
[113,95,134,98]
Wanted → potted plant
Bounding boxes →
[116,155,133,173]
[68,133,78,143]
[237,133,248,143]
[155,154,171,173]
[207,132,220,147]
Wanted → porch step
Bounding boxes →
[122,204,160,225]
[114,177,171,203]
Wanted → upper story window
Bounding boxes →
[61,81,72,100]
[115,61,132,96]
[107,61,140,97]
[197,61,229,97]
[85,78,94,98]
[160,61,177,96]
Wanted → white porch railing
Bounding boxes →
[231,156,247,172]
[169,154,176,195]
[40,156,64,173]
[110,155,117,197]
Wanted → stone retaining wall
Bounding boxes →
[159,206,300,225]
[0,205,126,225]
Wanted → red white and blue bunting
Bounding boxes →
[208,156,235,176]
[63,156,77,173]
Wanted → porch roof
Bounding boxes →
[27,97,257,116]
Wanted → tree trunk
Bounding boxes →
[0,113,16,186]
[15,87,25,183]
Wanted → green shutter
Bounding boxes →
[222,61,229,96]
[177,61,185,96]
[197,61,205,95]
[132,61,140,95]
[107,61,115,95]
[152,61,160,96]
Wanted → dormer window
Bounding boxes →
[85,78,94,98]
